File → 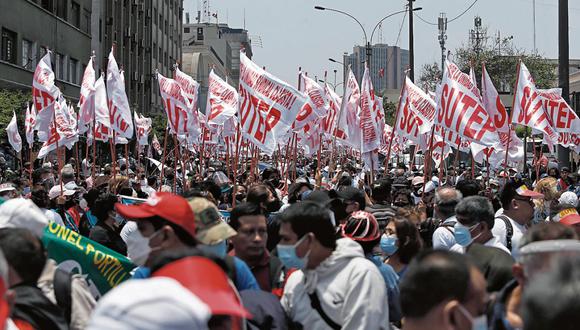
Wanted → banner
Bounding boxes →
[77,56,96,134]
[7,112,22,153]
[134,112,152,146]
[340,68,361,149]
[537,88,580,134]
[174,67,202,139]
[32,52,60,141]
[106,49,133,139]
[511,62,558,147]
[42,222,135,299]
[25,104,36,146]
[38,97,79,158]
[360,66,381,153]
[481,64,509,133]
[238,51,308,155]
[207,69,239,125]
[322,84,346,139]
[394,84,423,146]
[437,60,497,146]
[292,74,328,131]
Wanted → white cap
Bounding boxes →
[559,191,579,208]
[0,198,48,237]
[87,277,211,330]
[48,185,76,200]
[0,183,15,193]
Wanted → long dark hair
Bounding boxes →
[391,216,423,264]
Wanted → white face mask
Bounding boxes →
[126,228,162,267]
[79,198,88,209]
[458,304,488,330]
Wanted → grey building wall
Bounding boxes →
[0,0,92,102]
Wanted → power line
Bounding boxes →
[415,0,480,25]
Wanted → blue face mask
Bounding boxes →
[199,240,228,258]
[380,234,398,256]
[277,235,310,270]
[454,223,479,247]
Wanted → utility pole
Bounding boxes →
[558,0,570,168]
[408,0,415,81]
[438,13,447,75]
[469,16,485,58]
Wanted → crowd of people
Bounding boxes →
[0,149,578,330]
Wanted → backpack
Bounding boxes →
[53,268,73,324]
[420,218,456,248]
[495,215,514,251]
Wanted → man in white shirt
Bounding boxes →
[493,182,543,256]
[432,187,463,250]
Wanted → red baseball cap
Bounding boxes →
[152,256,252,319]
[515,185,544,199]
[115,192,196,238]
[559,209,580,226]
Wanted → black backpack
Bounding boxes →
[53,268,73,324]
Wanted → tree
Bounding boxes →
[382,98,397,126]
[418,62,442,92]
[0,89,30,141]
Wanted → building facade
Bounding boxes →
[344,44,409,94]
[0,0,92,102]
[182,22,251,113]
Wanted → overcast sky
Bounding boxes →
[183,0,580,86]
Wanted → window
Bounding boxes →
[159,14,163,30]
[21,39,33,69]
[1,28,17,64]
[152,42,157,59]
[184,27,190,34]
[197,27,203,41]
[83,9,91,33]
[55,53,65,80]
[69,58,78,84]
[154,8,158,25]
[56,0,67,19]
[41,0,54,12]
[71,2,81,28]
[158,46,162,61]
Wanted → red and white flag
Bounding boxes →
[38,97,79,158]
[238,51,308,155]
[537,88,580,134]
[322,84,346,139]
[436,60,497,146]
[77,56,96,134]
[481,64,509,133]
[152,133,162,155]
[207,69,239,125]
[394,83,424,146]
[7,112,22,153]
[94,74,110,128]
[402,76,436,134]
[360,65,382,153]
[32,52,60,142]
[158,72,194,136]
[25,103,36,146]
[293,74,329,131]
[106,49,133,139]
[340,67,361,149]
[174,67,202,138]
[134,112,152,146]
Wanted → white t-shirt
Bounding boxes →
[450,235,511,255]
[492,213,527,256]
[432,216,456,250]
[41,208,65,227]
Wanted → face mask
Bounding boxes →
[79,198,88,210]
[266,199,282,213]
[458,304,488,330]
[126,228,163,267]
[269,178,281,187]
[380,234,398,256]
[113,213,126,226]
[199,240,228,258]
[393,201,408,207]
[454,223,482,247]
[277,235,311,270]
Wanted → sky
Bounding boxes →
[183,0,580,87]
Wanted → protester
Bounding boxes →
[399,250,487,330]
[279,202,389,329]
[366,179,396,229]
[336,186,367,218]
[89,193,127,255]
[382,216,423,278]
[431,187,463,250]
[229,202,286,293]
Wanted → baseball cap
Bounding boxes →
[559,191,579,208]
[115,192,196,238]
[188,197,236,245]
[515,185,544,199]
[411,176,424,186]
[0,184,15,194]
[87,277,211,330]
[153,256,252,319]
[337,186,365,204]
[48,185,77,200]
[0,198,48,237]
[558,209,580,226]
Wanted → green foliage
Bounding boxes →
[418,62,442,92]
[382,98,397,126]
[0,89,31,140]
[515,125,532,138]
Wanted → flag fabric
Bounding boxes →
[322,84,346,139]
[106,49,133,139]
[207,69,239,125]
[481,64,509,133]
[238,51,308,155]
[94,74,110,127]
[340,67,361,149]
[511,61,558,148]
[134,112,152,146]
[378,68,385,78]
[25,104,36,146]
[360,65,382,153]
[537,88,580,134]
[38,97,79,159]
[32,52,60,142]
[157,72,193,136]
[174,67,202,139]
[77,56,96,134]
[152,133,162,155]
[293,74,329,131]
[7,112,22,153]
[436,60,497,146]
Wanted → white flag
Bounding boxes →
[106,49,133,139]
[207,69,239,125]
[158,72,193,136]
[134,111,152,146]
[25,103,36,146]
[32,52,60,141]
[340,67,361,149]
[38,97,79,159]
[77,56,96,134]
[360,65,381,153]
[7,112,22,153]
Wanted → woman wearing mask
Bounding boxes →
[89,193,127,255]
[533,177,560,224]
[381,216,423,278]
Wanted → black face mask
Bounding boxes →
[64,199,76,209]
[269,178,281,188]
[393,201,409,208]
[266,199,282,213]
[331,200,348,223]
[236,193,246,201]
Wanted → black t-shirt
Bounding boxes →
[466,243,515,292]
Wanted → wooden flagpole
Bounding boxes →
[385,74,406,175]
[159,126,169,191]
[422,125,436,197]
[172,135,178,193]
[232,123,241,208]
